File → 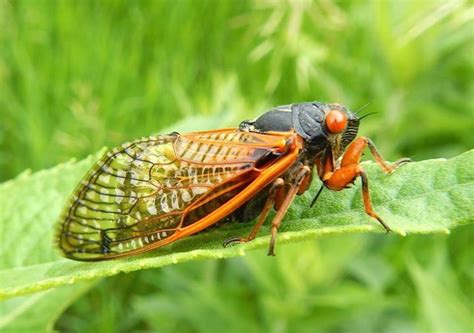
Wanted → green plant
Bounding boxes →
[1,1,472,332]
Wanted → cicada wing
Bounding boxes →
[57,129,295,261]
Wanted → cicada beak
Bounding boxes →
[309,184,324,208]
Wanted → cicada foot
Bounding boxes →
[365,139,412,174]
[223,237,249,248]
[388,157,411,173]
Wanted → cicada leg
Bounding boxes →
[223,165,311,256]
[223,178,285,247]
[340,137,410,174]
[268,166,311,256]
[322,136,410,232]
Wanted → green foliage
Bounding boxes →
[0,0,472,332]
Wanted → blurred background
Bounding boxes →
[0,0,472,332]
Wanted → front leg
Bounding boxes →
[321,137,409,232]
[339,137,410,173]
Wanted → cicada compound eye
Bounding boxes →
[325,109,348,134]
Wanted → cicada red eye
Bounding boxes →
[325,109,348,134]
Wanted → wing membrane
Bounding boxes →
[57,129,295,260]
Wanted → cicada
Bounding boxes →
[56,102,409,261]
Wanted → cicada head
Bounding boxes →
[290,102,359,159]
[321,103,360,159]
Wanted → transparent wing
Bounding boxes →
[57,129,291,260]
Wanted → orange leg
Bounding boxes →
[223,178,285,247]
[268,166,311,256]
[340,137,410,172]
[297,171,313,195]
[322,137,409,232]
[273,183,287,211]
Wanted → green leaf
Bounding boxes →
[0,148,472,300]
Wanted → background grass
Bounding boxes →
[0,0,472,332]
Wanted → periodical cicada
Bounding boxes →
[56,102,409,261]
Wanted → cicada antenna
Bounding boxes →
[359,112,378,121]
[354,101,372,115]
